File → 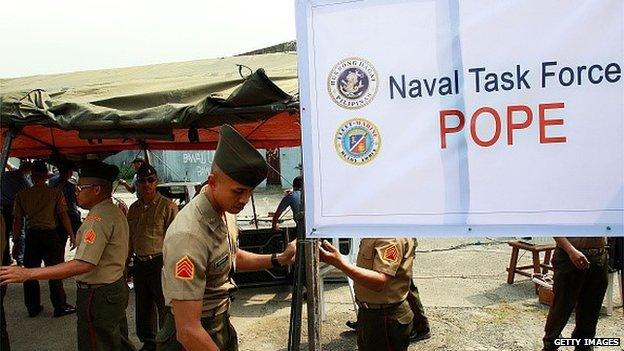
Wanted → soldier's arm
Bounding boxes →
[57,196,76,248]
[554,237,589,269]
[319,240,389,292]
[0,259,94,283]
[12,197,24,242]
[170,300,220,351]
[164,201,179,229]
[118,179,134,193]
[271,195,291,231]
[235,240,296,272]
[11,216,22,243]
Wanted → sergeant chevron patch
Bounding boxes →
[175,256,194,280]
[382,245,399,263]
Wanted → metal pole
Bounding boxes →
[305,239,322,350]
[142,147,151,165]
[0,128,18,179]
[287,208,306,351]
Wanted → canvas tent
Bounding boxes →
[0,52,300,158]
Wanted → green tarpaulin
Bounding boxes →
[0,52,300,157]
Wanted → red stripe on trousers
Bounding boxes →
[86,290,97,351]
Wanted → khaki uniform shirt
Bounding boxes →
[74,199,129,284]
[565,237,607,249]
[162,192,238,317]
[128,193,178,256]
[354,238,415,305]
[13,184,67,230]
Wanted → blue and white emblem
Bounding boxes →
[328,57,378,109]
[335,118,381,165]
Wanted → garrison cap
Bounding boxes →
[214,124,267,188]
[31,160,48,173]
[136,163,157,179]
[132,156,145,164]
[79,160,119,183]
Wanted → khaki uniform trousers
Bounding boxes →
[357,300,413,351]
[157,309,238,351]
[76,278,135,351]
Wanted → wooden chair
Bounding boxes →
[506,241,555,292]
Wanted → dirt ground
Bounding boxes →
[3,190,623,350]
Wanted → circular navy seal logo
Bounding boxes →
[335,118,381,165]
[328,57,379,109]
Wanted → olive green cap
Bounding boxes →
[214,124,267,188]
[79,160,119,183]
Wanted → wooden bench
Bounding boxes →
[506,241,555,291]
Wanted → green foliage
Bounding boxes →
[118,164,134,181]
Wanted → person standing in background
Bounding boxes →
[49,160,82,255]
[541,237,609,351]
[119,156,145,194]
[12,160,76,318]
[0,161,32,266]
[127,164,178,351]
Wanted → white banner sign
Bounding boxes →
[295,0,624,237]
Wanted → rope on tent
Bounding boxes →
[242,119,270,141]
[236,64,253,80]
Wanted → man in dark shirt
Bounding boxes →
[0,161,32,265]
[272,176,302,234]
[49,160,82,252]
[542,237,608,351]
[119,156,145,194]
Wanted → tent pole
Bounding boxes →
[250,193,259,230]
[141,143,151,165]
[305,237,321,350]
[0,128,18,179]
[287,172,321,350]
[287,206,305,350]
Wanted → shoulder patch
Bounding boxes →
[84,228,97,244]
[382,244,399,263]
[175,256,195,280]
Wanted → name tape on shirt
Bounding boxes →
[175,256,195,280]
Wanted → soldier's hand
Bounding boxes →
[319,240,344,267]
[279,240,296,265]
[569,249,590,270]
[0,266,32,284]
[11,243,20,264]
[69,234,77,250]
[118,179,127,186]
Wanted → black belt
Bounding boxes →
[76,281,108,289]
[356,300,403,310]
[135,253,163,261]
[578,247,606,255]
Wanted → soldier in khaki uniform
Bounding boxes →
[157,124,296,351]
[320,238,415,351]
[12,160,76,318]
[0,160,135,351]
[542,237,608,351]
[128,163,178,351]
